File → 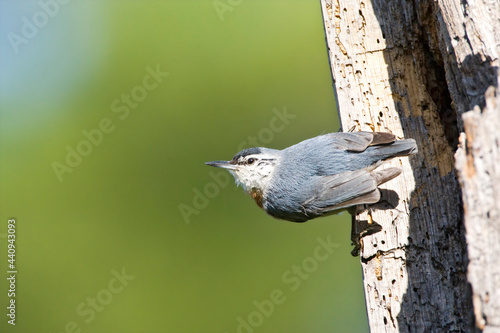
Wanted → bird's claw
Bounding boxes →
[350,209,382,256]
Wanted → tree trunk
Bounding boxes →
[320,0,499,330]
[455,82,500,332]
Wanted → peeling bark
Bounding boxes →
[455,81,500,333]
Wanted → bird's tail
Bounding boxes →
[371,138,418,161]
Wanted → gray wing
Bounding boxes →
[281,131,414,176]
[301,167,401,218]
[322,132,396,152]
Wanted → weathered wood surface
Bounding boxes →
[433,0,500,123]
[319,0,500,330]
[437,0,500,330]
[455,81,500,333]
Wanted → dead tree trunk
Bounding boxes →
[320,0,499,331]
[455,83,500,332]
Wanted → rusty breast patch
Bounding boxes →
[250,188,264,208]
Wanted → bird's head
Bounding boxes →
[205,147,280,194]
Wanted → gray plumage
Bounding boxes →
[206,131,418,222]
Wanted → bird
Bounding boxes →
[205,131,417,223]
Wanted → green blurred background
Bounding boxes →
[0,1,368,332]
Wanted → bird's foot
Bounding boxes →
[350,209,382,256]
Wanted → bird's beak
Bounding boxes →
[205,160,238,170]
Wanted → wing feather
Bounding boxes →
[302,169,381,217]
[323,132,396,152]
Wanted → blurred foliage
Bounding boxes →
[0,1,368,332]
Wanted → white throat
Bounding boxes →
[231,158,278,193]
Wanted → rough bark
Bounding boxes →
[455,81,500,333]
[319,0,498,330]
[437,0,500,330]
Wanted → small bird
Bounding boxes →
[206,131,417,222]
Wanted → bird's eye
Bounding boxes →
[247,158,255,164]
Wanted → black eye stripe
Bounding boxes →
[236,157,275,165]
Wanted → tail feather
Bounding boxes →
[371,138,418,161]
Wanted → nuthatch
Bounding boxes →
[206,131,417,222]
